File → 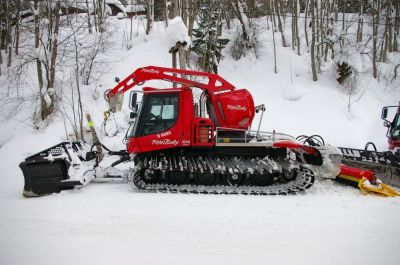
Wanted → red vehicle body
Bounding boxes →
[107,66,286,155]
[18,66,399,196]
[382,103,400,151]
[19,66,330,197]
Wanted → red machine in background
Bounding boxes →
[296,102,400,189]
[382,103,400,152]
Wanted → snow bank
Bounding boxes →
[165,17,191,48]
[282,84,306,101]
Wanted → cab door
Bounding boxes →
[127,92,182,153]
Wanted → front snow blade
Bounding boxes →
[19,142,89,197]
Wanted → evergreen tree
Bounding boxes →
[190,0,229,73]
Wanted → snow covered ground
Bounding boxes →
[1,178,400,265]
[1,17,400,265]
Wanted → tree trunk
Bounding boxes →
[73,34,84,141]
[386,0,393,53]
[318,0,324,65]
[230,0,249,42]
[295,0,300,55]
[372,0,380,79]
[171,0,179,19]
[1,1,8,52]
[86,0,92,34]
[272,9,277,73]
[171,52,177,88]
[342,0,345,32]
[6,1,12,67]
[182,0,188,25]
[49,1,61,90]
[324,1,333,62]
[304,0,309,48]
[92,0,98,32]
[310,0,317,81]
[273,0,287,47]
[188,0,197,37]
[222,2,230,30]
[33,0,44,91]
[178,43,187,78]
[15,0,20,55]
[356,0,363,42]
[165,0,168,26]
[146,0,154,35]
[98,0,103,32]
[291,0,296,51]
[33,0,47,120]
[394,0,399,51]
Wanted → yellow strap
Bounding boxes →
[358,177,400,197]
[88,120,94,128]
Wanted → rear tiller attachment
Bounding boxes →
[19,141,128,197]
[19,142,91,197]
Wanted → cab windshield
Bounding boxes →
[130,93,179,137]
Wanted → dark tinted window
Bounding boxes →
[137,94,179,136]
[391,114,400,139]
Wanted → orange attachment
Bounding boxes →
[337,165,375,185]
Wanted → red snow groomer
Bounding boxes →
[20,66,343,197]
[296,102,400,192]
[337,103,400,187]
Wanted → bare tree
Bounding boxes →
[92,0,98,32]
[372,0,380,79]
[229,0,249,43]
[291,0,300,55]
[86,0,93,34]
[310,0,318,81]
[356,0,364,42]
[28,0,62,121]
[380,0,392,61]
[98,0,107,32]
[394,0,399,51]
[15,0,21,56]
[32,0,45,118]
[273,0,287,47]
[272,8,277,73]
[188,0,197,37]
[146,0,154,35]
[48,1,61,90]
[304,0,310,49]
[171,0,179,19]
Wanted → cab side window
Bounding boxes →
[392,114,400,139]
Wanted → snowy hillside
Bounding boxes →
[1,10,400,265]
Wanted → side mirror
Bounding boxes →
[115,77,120,83]
[129,91,138,111]
[382,107,388,119]
[384,121,391,128]
[129,111,137,124]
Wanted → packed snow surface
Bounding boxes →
[1,17,400,265]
